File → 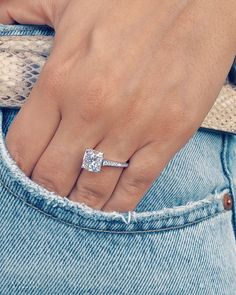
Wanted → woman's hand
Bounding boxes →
[1,0,236,212]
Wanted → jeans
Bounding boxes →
[0,25,236,295]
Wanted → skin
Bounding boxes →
[0,0,236,212]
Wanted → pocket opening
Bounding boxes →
[0,109,231,233]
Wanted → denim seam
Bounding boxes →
[1,172,226,222]
[1,109,230,229]
[0,186,230,234]
[0,177,230,234]
[0,175,226,221]
[221,134,236,237]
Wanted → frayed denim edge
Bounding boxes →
[0,111,230,226]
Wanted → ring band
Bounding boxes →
[81,148,129,173]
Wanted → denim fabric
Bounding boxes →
[0,25,236,294]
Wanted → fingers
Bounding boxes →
[68,136,135,210]
[0,0,52,25]
[0,4,14,24]
[30,118,102,197]
[5,87,60,176]
[101,142,174,212]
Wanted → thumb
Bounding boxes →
[0,0,53,26]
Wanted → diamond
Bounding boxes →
[81,149,104,172]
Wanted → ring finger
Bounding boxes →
[68,134,137,210]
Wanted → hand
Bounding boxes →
[1,0,236,212]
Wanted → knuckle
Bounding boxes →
[31,172,60,194]
[162,97,194,135]
[158,45,188,88]
[166,98,187,121]
[75,184,105,207]
[88,26,111,54]
[40,0,57,23]
[123,171,152,195]
[31,164,64,195]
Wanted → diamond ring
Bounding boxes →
[81,148,129,173]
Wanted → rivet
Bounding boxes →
[223,193,233,210]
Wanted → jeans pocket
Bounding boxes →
[0,108,233,233]
[0,107,236,295]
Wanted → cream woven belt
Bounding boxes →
[0,35,236,135]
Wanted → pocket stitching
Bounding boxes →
[0,176,230,234]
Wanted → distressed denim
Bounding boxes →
[0,25,236,295]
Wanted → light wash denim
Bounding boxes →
[0,24,236,295]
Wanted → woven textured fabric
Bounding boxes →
[0,35,236,135]
[201,83,236,134]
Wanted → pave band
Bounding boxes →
[102,159,129,168]
[81,148,129,173]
